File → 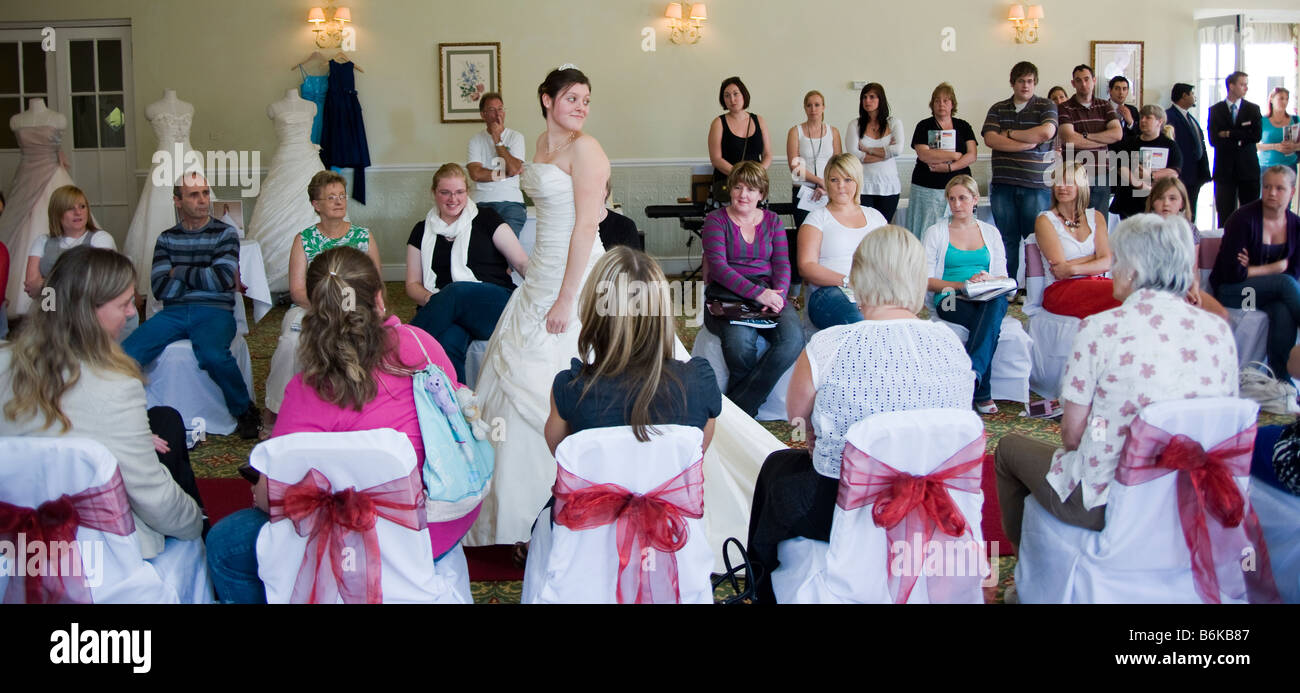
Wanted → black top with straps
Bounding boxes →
[715,113,764,183]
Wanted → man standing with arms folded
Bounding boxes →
[1058,64,1123,216]
[1166,82,1212,225]
[1209,71,1264,225]
[467,92,527,236]
[1107,76,1139,136]
[982,61,1058,284]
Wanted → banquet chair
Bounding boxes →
[521,425,713,604]
[0,436,211,604]
[1022,234,1083,400]
[1016,397,1280,604]
[691,325,800,422]
[925,290,1033,404]
[1199,230,1278,368]
[770,409,989,604]
[252,428,471,604]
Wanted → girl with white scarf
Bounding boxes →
[405,163,529,383]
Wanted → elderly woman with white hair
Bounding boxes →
[746,225,975,603]
[995,214,1238,551]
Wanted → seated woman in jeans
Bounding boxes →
[923,175,1009,414]
[405,163,529,382]
[700,161,802,418]
[1210,165,1300,379]
[797,153,887,329]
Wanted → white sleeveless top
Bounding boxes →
[794,123,835,183]
[1037,208,1104,289]
[802,205,887,280]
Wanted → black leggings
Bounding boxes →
[147,406,208,535]
[746,448,839,604]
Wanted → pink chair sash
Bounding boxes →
[267,465,426,604]
[838,435,985,603]
[0,469,136,604]
[1116,417,1280,604]
[552,459,705,604]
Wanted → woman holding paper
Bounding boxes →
[785,90,841,229]
[1109,105,1182,220]
[907,83,978,240]
[922,175,1008,414]
[1258,87,1298,175]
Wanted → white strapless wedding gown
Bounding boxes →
[0,125,76,317]
[247,107,325,293]
[124,111,192,300]
[466,164,782,569]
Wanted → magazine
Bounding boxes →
[730,317,777,329]
[928,129,957,151]
[961,277,1018,302]
[1285,123,1300,143]
[1138,147,1168,171]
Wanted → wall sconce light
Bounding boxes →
[308,2,353,49]
[666,3,707,45]
[1008,4,1044,44]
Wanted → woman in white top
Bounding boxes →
[798,153,887,329]
[746,225,974,603]
[845,83,904,223]
[25,185,116,298]
[786,90,841,229]
[924,175,1009,414]
[1034,161,1118,319]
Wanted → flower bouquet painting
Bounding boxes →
[439,42,501,123]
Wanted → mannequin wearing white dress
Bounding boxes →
[247,89,325,294]
[123,90,194,304]
[0,98,75,317]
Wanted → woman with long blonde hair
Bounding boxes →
[1033,160,1119,318]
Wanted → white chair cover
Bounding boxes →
[521,425,713,604]
[1250,479,1300,603]
[464,340,489,390]
[1022,234,1082,399]
[933,314,1033,403]
[771,409,988,604]
[1016,397,1264,603]
[0,436,210,604]
[691,326,797,422]
[143,336,255,436]
[1198,230,1295,368]
[252,429,471,604]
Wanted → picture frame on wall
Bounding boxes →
[1090,41,1144,104]
[438,42,501,123]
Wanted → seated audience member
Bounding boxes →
[1258,343,1300,496]
[1109,105,1183,220]
[786,90,841,229]
[598,179,642,251]
[700,161,802,418]
[0,247,205,559]
[995,214,1238,549]
[1210,165,1300,379]
[24,185,117,300]
[0,239,8,338]
[924,175,1010,414]
[907,82,978,240]
[1034,161,1119,319]
[846,82,904,222]
[708,76,772,208]
[264,171,381,426]
[206,247,475,603]
[405,163,529,383]
[798,153,887,329]
[1146,177,1228,320]
[121,172,259,438]
[747,226,975,603]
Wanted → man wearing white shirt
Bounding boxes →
[1107,76,1139,135]
[466,93,526,236]
[1166,83,1211,224]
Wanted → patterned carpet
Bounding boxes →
[194,282,1289,604]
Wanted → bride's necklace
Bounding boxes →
[547,131,578,154]
[1054,206,1080,229]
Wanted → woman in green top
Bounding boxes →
[265,170,382,428]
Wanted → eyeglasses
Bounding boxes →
[317,194,347,202]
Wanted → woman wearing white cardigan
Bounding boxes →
[923,175,1009,414]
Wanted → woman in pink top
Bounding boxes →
[206,247,478,602]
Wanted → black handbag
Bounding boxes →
[704,283,774,321]
[711,537,756,604]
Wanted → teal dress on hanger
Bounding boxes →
[298,65,328,145]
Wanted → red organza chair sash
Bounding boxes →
[267,465,426,604]
[837,435,985,603]
[552,458,705,604]
[0,468,136,604]
[1116,416,1280,604]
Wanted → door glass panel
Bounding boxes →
[69,40,94,93]
[22,41,46,93]
[97,40,122,91]
[0,96,19,148]
[71,94,97,148]
[0,43,18,93]
[99,93,125,148]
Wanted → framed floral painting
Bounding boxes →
[439,42,501,122]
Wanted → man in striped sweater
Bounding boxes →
[123,173,260,438]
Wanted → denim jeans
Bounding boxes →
[410,281,513,382]
[806,285,862,329]
[476,201,527,237]
[206,507,269,604]
[936,295,1009,401]
[122,304,251,418]
[707,302,803,417]
[1215,273,1300,378]
[1089,184,1111,218]
[989,183,1052,284]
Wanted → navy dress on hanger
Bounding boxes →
[320,59,372,203]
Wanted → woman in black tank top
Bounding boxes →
[708,76,772,194]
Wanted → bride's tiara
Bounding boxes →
[557,63,578,71]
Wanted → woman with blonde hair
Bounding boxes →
[0,246,205,561]
[24,185,116,300]
[907,82,978,239]
[1146,177,1228,320]
[746,225,975,602]
[798,152,887,328]
[1033,160,1119,318]
[405,162,529,382]
[786,90,842,229]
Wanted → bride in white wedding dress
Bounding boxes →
[466,68,783,567]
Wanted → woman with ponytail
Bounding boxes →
[206,246,475,603]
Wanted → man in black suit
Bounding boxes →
[1166,83,1212,224]
[1107,76,1140,135]
[1208,71,1263,225]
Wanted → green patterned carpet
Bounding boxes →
[196,283,1289,604]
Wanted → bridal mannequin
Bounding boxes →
[0,98,75,317]
[247,88,324,293]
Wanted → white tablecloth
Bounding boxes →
[239,239,272,324]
